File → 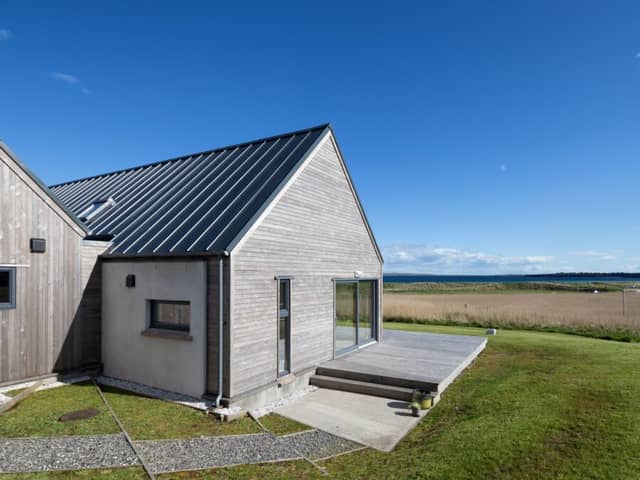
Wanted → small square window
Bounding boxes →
[149,300,190,332]
[0,268,16,309]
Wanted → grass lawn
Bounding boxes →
[168,323,640,479]
[0,468,147,480]
[3,324,640,479]
[0,382,119,438]
[99,385,262,440]
[257,413,312,436]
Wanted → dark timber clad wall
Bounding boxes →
[0,147,104,384]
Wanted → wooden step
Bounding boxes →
[309,374,415,401]
[315,366,439,393]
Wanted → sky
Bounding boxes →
[1,1,639,274]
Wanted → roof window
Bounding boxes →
[79,197,115,222]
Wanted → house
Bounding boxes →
[0,124,383,409]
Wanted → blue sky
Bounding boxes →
[1,1,639,274]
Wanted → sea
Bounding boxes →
[383,274,640,284]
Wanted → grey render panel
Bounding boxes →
[49,125,329,255]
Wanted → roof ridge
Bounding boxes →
[49,123,330,189]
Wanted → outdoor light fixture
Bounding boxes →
[126,274,136,288]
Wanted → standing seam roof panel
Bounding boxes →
[49,125,329,255]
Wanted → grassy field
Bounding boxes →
[384,282,640,341]
[2,324,640,479]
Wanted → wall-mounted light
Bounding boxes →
[126,274,136,288]
[354,271,362,278]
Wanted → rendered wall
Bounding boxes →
[101,259,207,397]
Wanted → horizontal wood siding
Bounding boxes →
[230,135,382,397]
[0,147,104,384]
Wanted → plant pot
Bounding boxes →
[420,395,433,409]
[410,402,421,417]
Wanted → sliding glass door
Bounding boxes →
[335,279,377,355]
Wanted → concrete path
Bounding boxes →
[0,430,361,474]
[276,389,426,452]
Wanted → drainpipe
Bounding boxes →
[215,252,228,407]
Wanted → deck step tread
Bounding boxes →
[315,366,439,392]
[309,374,416,401]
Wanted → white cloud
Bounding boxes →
[569,250,617,261]
[49,72,91,94]
[0,29,11,40]
[383,244,554,274]
[50,72,80,85]
[500,164,507,172]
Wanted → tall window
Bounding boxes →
[277,278,291,376]
[0,267,16,310]
[149,300,190,332]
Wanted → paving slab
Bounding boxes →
[276,389,426,452]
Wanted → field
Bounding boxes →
[384,282,640,340]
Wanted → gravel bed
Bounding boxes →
[0,434,139,473]
[285,429,363,461]
[135,433,299,473]
[97,376,214,411]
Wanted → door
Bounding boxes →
[335,279,377,355]
[277,278,291,376]
[335,281,358,353]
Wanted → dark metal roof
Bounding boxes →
[50,125,329,255]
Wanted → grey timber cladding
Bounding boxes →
[49,125,328,255]
[0,145,105,384]
[229,135,383,397]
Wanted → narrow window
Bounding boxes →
[0,267,16,309]
[78,197,115,222]
[277,278,291,376]
[149,300,190,332]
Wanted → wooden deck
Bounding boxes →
[318,329,487,394]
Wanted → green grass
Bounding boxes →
[4,325,640,479]
[257,413,312,436]
[174,323,640,479]
[384,315,640,343]
[384,281,630,294]
[0,467,147,480]
[158,460,320,479]
[100,385,262,440]
[0,382,119,438]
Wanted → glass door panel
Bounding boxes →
[335,281,357,353]
[358,281,375,343]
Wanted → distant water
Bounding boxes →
[384,274,640,284]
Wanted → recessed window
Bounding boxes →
[0,267,16,309]
[79,197,115,222]
[149,300,190,332]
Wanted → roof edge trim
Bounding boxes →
[225,126,332,254]
[0,141,90,236]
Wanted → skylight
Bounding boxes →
[78,197,115,222]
